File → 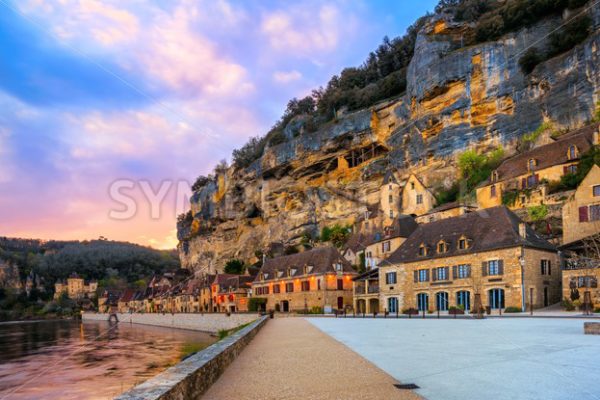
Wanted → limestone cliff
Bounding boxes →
[178,5,600,272]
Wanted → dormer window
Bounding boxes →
[304,265,314,275]
[418,244,427,257]
[528,159,537,172]
[491,170,499,183]
[290,268,297,276]
[334,263,343,272]
[263,273,269,280]
[568,145,578,160]
[277,270,283,278]
[437,241,447,253]
[287,268,292,277]
[458,237,468,250]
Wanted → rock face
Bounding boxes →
[178,7,600,272]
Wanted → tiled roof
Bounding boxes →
[420,201,476,216]
[385,206,556,265]
[490,123,597,183]
[256,246,355,282]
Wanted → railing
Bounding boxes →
[354,285,366,294]
[367,286,380,294]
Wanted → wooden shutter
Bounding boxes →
[414,270,418,283]
[498,260,504,275]
[452,265,457,279]
[521,178,527,189]
[579,206,589,222]
[426,269,430,282]
[482,261,488,277]
[563,166,568,175]
[445,267,450,281]
[534,174,539,184]
[548,260,551,275]
[432,268,437,282]
[467,265,471,278]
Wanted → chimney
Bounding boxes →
[519,222,527,239]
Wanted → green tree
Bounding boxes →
[224,259,246,275]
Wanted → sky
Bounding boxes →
[0,0,438,249]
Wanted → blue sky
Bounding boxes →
[0,0,438,248]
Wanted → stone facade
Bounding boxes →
[54,273,97,300]
[380,247,561,312]
[562,164,600,245]
[400,174,435,216]
[562,265,600,308]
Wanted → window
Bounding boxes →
[594,185,600,197]
[334,263,343,272]
[389,194,393,203]
[382,241,391,253]
[411,182,415,190]
[455,264,471,279]
[263,286,270,295]
[491,170,499,182]
[388,297,398,313]
[385,272,397,285]
[273,284,281,294]
[418,269,429,282]
[528,159,536,171]
[568,145,577,160]
[436,292,449,311]
[490,184,497,198]
[301,281,310,292]
[337,279,343,290]
[565,164,577,174]
[433,267,449,281]
[389,184,392,190]
[417,293,429,311]
[456,291,471,311]
[488,288,505,309]
[416,194,423,204]
[437,241,447,253]
[317,279,321,290]
[486,260,503,276]
[540,260,551,276]
[576,276,598,288]
[418,244,427,257]
[285,282,294,293]
[526,174,539,188]
[458,238,467,250]
[591,205,600,221]
[389,210,394,218]
[579,206,589,222]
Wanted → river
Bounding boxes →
[0,319,216,400]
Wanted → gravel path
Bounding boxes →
[202,318,422,400]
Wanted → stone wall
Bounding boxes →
[82,312,259,333]
[116,316,268,400]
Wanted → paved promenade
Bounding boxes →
[202,318,421,400]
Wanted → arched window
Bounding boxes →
[456,291,471,311]
[488,288,505,309]
[417,293,429,312]
[436,292,449,311]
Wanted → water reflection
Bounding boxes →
[0,320,215,399]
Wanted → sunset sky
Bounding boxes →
[0,0,437,249]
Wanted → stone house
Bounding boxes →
[252,246,357,313]
[210,273,243,313]
[54,272,97,300]
[562,164,600,246]
[117,289,143,313]
[380,170,402,224]
[562,258,600,309]
[213,275,254,313]
[364,215,418,269]
[341,234,366,269]
[198,274,216,312]
[400,174,436,216]
[379,206,561,313]
[98,289,120,313]
[476,124,598,209]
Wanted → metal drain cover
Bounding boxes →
[394,383,420,390]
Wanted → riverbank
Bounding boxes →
[83,312,259,333]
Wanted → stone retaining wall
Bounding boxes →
[115,315,268,400]
[82,312,259,333]
[584,322,600,335]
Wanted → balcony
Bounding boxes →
[367,286,379,294]
[354,285,365,294]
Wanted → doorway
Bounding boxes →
[337,296,343,310]
[281,300,289,312]
[543,287,549,307]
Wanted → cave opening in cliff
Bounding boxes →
[344,143,388,168]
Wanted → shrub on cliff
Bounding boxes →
[224,259,246,275]
[320,224,352,248]
[457,147,504,196]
